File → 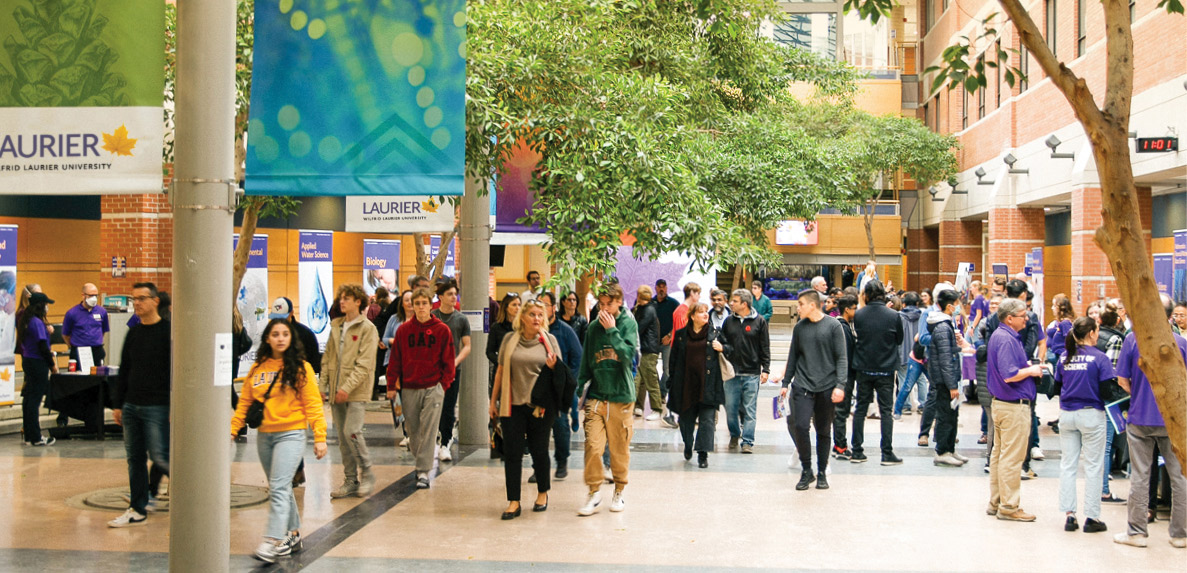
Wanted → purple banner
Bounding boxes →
[363,240,401,270]
[429,235,456,276]
[1154,254,1173,298]
[1175,230,1187,303]
[1030,248,1043,274]
[233,234,268,269]
[298,231,333,263]
[494,140,546,233]
[0,225,16,266]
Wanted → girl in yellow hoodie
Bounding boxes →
[232,319,327,564]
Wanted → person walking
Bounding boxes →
[1053,317,1113,534]
[751,280,773,322]
[17,292,57,446]
[231,319,328,563]
[668,302,726,468]
[780,290,846,490]
[830,294,857,460]
[633,285,664,421]
[321,284,380,498]
[850,279,904,466]
[893,292,929,418]
[489,299,563,519]
[577,283,638,516]
[720,289,770,454]
[540,291,582,481]
[387,287,456,490]
[928,289,966,467]
[431,279,471,463]
[559,291,589,344]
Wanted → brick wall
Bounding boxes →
[99,165,174,294]
[907,226,939,292]
[987,207,1044,277]
[939,219,984,284]
[1070,185,1153,312]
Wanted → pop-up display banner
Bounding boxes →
[298,230,333,352]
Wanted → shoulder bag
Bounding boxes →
[244,379,279,429]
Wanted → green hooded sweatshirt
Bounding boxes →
[578,306,638,404]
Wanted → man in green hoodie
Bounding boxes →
[577,283,639,516]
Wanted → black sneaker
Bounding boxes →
[684,443,693,461]
[815,472,829,490]
[881,453,904,466]
[795,469,816,491]
[850,452,868,463]
[1065,515,1079,532]
[1083,518,1107,533]
[1101,493,1126,504]
[697,452,708,468]
[555,464,568,480]
[833,446,852,461]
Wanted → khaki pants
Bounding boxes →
[635,353,663,412]
[583,399,633,492]
[989,400,1030,513]
[403,385,444,474]
[331,401,370,481]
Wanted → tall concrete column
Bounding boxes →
[1071,186,1152,313]
[458,176,491,446]
[169,1,234,570]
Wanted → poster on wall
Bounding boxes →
[0,0,165,195]
[0,225,16,406]
[429,235,456,277]
[233,234,268,375]
[775,221,819,246]
[1174,230,1187,303]
[614,246,716,310]
[1154,254,1174,298]
[345,196,454,234]
[1030,247,1044,327]
[363,240,401,296]
[298,230,333,352]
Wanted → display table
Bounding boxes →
[46,373,121,440]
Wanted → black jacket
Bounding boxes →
[927,318,961,391]
[531,358,578,415]
[721,311,770,375]
[852,301,904,374]
[634,302,662,355]
[837,316,856,381]
[292,320,322,374]
[667,326,728,410]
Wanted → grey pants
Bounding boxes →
[1126,424,1186,538]
[404,385,445,474]
[975,382,994,459]
[332,401,371,481]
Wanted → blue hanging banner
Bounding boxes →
[245,0,465,197]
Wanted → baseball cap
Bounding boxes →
[29,292,54,305]
[268,297,293,319]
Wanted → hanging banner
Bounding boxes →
[298,230,333,352]
[1030,247,1044,326]
[0,225,16,405]
[363,239,401,296]
[345,195,453,233]
[233,234,269,375]
[1154,254,1173,298]
[0,0,164,194]
[429,235,456,277]
[245,0,465,197]
[1174,230,1187,303]
[495,140,545,233]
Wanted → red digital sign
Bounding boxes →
[1136,137,1179,153]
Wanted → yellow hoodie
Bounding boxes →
[231,358,327,442]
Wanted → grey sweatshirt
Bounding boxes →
[783,314,848,393]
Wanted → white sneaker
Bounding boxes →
[1171,537,1186,549]
[609,490,626,512]
[400,436,410,448]
[633,408,643,417]
[603,467,614,483]
[275,532,302,556]
[1113,533,1148,547]
[578,491,603,516]
[438,444,453,462]
[644,412,660,421]
[107,508,146,528]
[253,540,281,563]
[1030,446,1045,460]
[953,451,970,463]
[934,453,965,467]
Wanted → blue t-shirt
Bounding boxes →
[20,316,49,359]
[1115,331,1187,427]
[1055,345,1114,411]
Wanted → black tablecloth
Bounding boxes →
[47,374,118,438]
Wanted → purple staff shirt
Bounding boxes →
[1055,346,1114,411]
[20,317,49,359]
[1115,331,1187,427]
[987,323,1036,401]
[62,303,109,347]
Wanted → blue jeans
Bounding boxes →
[122,403,170,515]
[894,361,928,416]
[552,414,571,466]
[1101,419,1116,495]
[724,375,759,446]
[258,430,305,539]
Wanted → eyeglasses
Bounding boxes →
[1012,312,1028,319]
[131,296,156,302]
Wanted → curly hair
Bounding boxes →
[254,319,308,390]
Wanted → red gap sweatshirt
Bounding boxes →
[388,315,456,390]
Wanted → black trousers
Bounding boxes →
[919,379,938,438]
[791,386,835,472]
[852,373,895,456]
[439,368,460,445]
[832,375,857,450]
[679,405,717,453]
[21,358,50,443]
[501,405,554,502]
[933,385,959,454]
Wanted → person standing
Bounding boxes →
[559,291,589,345]
[1095,304,1128,504]
[653,279,680,408]
[928,290,966,467]
[968,281,989,333]
[231,319,328,563]
[850,279,904,465]
[388,287,456,490]
[986,298,1046,522]
[668,303,726,468]
[720,289,770,453]
[1054,317,1113,534]
[893,292,928,418]
[61,282,109,366]
[751,280,774,322]
[830,294,857,460]
[633,285,664,421]
[108,283,170,527]
[780,290,847,491]
[577,283,638,516]
[540,291,582,480]
[18,292,57,446]
[321,284,380,498]
[708,289,730,332]
[431,279,471,463]
[521,271,543,301]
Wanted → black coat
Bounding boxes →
[667,326,727,410]
[531,357,578,415]
[634,302,662,355]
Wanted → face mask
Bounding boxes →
[955,304,964,316]
[85,296,98,307]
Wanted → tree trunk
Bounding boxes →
[732,263,745,290]
[864,197,877,262]
[429,231,457,278]
[231,199,262,327]
[414,233,429,278]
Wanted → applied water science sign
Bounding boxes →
[0,0,165,195]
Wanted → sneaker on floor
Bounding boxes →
[892,412,902,421]
[1021,469,1037,481]
[253,540,280,563]
[416,475,430,489]
[144,498,159,513]
[644,411,661,421]
[977,433,988,445]
[633,408,643,417]
[952,451,970,463]
[983,463,990,474]
[697,452,708,468]
[1030,446,1045,460]
[815,472,829,490]
[934,453,965,467]
[357,469,376,497]
[276,532,302,556]
[740,444,754,454]
[795,469,816,491]
[1171,537,1186,548]
[107,508,147,528]
[1101,493,1127,504]
[399,436,410,448]
[903,407,914,416]
[986,504,998,516]
[996,509,1036,522]
[849,452,868,463]
[833,446,851,461]
[609,490,626,512]
[917,435,929,447]
[603,468,614,483]
[661,413,679,429]
[881,453,903,466]
[1113,533,1148,547]
[28,436,55,447]
[728,436,740,450]
[438,445,453,462]
[555,464,568,480]
[578,491,603,516]
[1083,519,1107,533]
[330,479,360,499]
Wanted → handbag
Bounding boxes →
[718,353,736,381]
[244,379,278,429]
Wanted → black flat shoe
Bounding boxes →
[533,496,548,512]
[1083,518,1107,533]
[1065,515,1079,531]
[684,444,693,461]
[501,506,522,520]
[697,452,708,468]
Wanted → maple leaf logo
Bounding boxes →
[101,125,137,157]
[422,198,439,213]
[0,368,10,382]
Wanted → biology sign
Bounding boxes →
[0,0,165,195]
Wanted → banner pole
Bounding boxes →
[170,0,234,570]
[459,176,491,446]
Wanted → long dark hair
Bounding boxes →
[15,299,47,350]
[1064,316,1098,360]
[254,319,308,390]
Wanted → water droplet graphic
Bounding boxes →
[308,269,329,333]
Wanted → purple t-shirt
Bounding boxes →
[20,316,49,359]
[970,295,989,323]
[1046,319,1073,356]
[62,303,110,347]
[987,324,1036,401]
[1055,346,1114,411]
[1115,331,1187,427]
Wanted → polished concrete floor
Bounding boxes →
[2,379,1181,571]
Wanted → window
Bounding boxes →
[1077,1,1087,56]
[1046,0,1057,57]
[977,57,986,118]
[943,0,949,10]
[924,0,935,33]
[773,14,838,59]
[962,86,969,129]
[924,101,931,130]
[995,40,1002,107]
[1020,46,1029,92]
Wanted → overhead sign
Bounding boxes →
[0,0,165,194]
[775,221,819,246]
[346,195,454,233]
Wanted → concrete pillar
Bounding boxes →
[1071,186,1152,313]
[907,227,938,292]
[939,219,983,284]
[100,193,173,295]
[458,176,491,446]
[987,206,1045,280]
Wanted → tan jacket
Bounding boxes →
[496,330,561,418]
[320,315,379,402]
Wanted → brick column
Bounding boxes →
[1070,186,1152,313]
[100,193,174,295]
[907,227,939,292]
[939,219,984,285]
[987,206,1044,281]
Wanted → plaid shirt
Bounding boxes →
[1101,329,1125,367]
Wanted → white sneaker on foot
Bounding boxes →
[276,532,302,556]
[633,408,643,417]
[609,490,625,512]
[1030,446,1045,460]
[438,444,453,462]
[400,436,410,448]
[578,491,603,516]
[934,453,965,467]
[952,451,970,463]
[330,479,360,499]
[603,468,614,483]
[644,412,660,421]
[1170,537,1186,549]
[107,508,146,528]
[253,540,281,563]
[1113,533,1148,547]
